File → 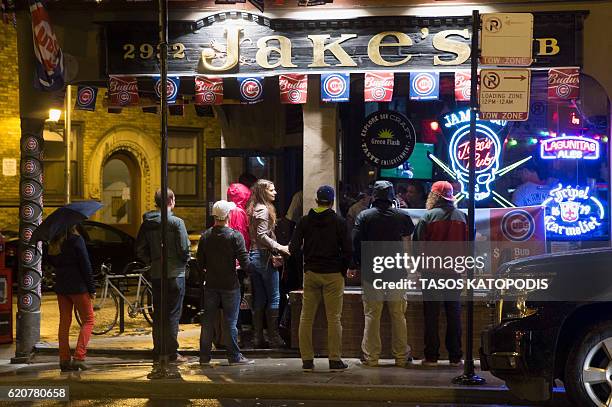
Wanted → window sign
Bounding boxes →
[540,136,599,160]
[542,184,606,239]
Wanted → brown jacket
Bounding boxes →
[249,203,282,252]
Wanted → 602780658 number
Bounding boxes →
[123,43,186,60]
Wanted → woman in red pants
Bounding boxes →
[47,225,96,371]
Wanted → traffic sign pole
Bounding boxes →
[453,10,486,386]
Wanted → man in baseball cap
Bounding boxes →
[430,181,455,202]
[289,185,352,372]
[197,200,253,366]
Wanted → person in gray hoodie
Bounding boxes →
[135,188,190,365]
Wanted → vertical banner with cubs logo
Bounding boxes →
[410,71,439,101]
[321,73,349,102]
[195,76,223,105]
[454,71,471,102]
[279,74,308,104]
[238,76,264,104]
[364,72,394,102]
[29,0,64,91]
[154,76,180,105]
[108,75,139,107]
[75,86,98,111]
[548,68,580,101]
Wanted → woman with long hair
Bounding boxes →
[247,179,290,348]
[47,225,96,371]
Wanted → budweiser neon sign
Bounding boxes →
[540,136,600,160]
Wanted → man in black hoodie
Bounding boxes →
[135,188,191,366]
[289,185,352,372]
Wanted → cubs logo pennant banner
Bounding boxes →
[109,75,139,107]
[29,0,64,91]
[238,76,264,104]
[154,76,180,105]
[279,74,308,104]
[364,72,394,102]
[548,68,579,101]
[454,71,471,102]
[410,71,439,101]
[195,76,223,105]
[75,86,98,111]
[321,73,349,102]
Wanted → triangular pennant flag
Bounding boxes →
[154,76,180,105]
[195,76,223,105]
[321,73,349,102]
[75,86,98,111]
[364,72,393,102]
[279,74,307,104]
[109,75,139,107]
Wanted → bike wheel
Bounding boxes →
[76,290,119,335]
[140,287,154,326]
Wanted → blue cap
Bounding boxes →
[316,185,335,204]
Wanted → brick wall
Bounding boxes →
[290,290,492,360]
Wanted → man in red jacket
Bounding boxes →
[413,181,467,368]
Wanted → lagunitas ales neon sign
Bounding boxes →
[540,136,600,160]
[442,109,507,201]
[542,184,606,239]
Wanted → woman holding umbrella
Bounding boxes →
[34,201,101,372]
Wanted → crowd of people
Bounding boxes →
[47,172,467,374]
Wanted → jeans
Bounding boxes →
[57,293,94,361]
[151,276,185,360]
[299,271,344,361]
[250,250,280,311]
[200,288,242,362]
[422,287,462,362]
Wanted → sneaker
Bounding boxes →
[422,360,438,367]
[173,353,189,364]
[302,360,314,372]
[329,360,348,371]
[449,360,464,368]
[359,356,379,367]
[71,359,90,371]
[229,355,255,366]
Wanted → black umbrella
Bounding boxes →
[30,200,103,243]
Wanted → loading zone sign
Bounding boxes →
[479,69,531,121]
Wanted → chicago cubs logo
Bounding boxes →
[22,227,33,241]
[155,78,178,100]
[22,182,36,198]
[202,91,216,104]
[25,137,39,152]
[323,74,346,97]
[412,73,436,97]
[118,91,131,104]
[371,87,386,100]
[23,159,38,174]
[21,294,33,307]
[22,249,34,265]
[240,78,262,101]
[501,209,535,242]
[78,87,95,105]
[22,205,34,219]
[555,84,571,98]
[288,89,302,103]
[23,274,34,288]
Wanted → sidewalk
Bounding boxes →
[0,346,569,405]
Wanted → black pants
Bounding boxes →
[151,276,185,361]
[422,288,462,362]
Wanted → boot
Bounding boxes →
[266,308,286,348]
[252,309,266,349]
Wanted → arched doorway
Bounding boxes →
[100,152,141,236]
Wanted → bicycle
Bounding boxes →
[76,261,154,335]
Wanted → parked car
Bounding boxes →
[4,221,138,290]
[480,248,612,407]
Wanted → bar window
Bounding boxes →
[168,128,201,197]
[42,123,81,199]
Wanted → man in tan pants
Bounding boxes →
[350,181,415,367]
[289,185,352,372]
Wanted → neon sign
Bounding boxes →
[540,136,600,160]
[542,184,605,238]
[444,109,506,201]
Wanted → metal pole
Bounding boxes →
[64,85,71,205]
[453,9,486,386]
[157,0,170,377]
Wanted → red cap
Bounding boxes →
[431,181,455,201]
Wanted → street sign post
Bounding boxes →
[480,13,534,66]
[479,69,531,121]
